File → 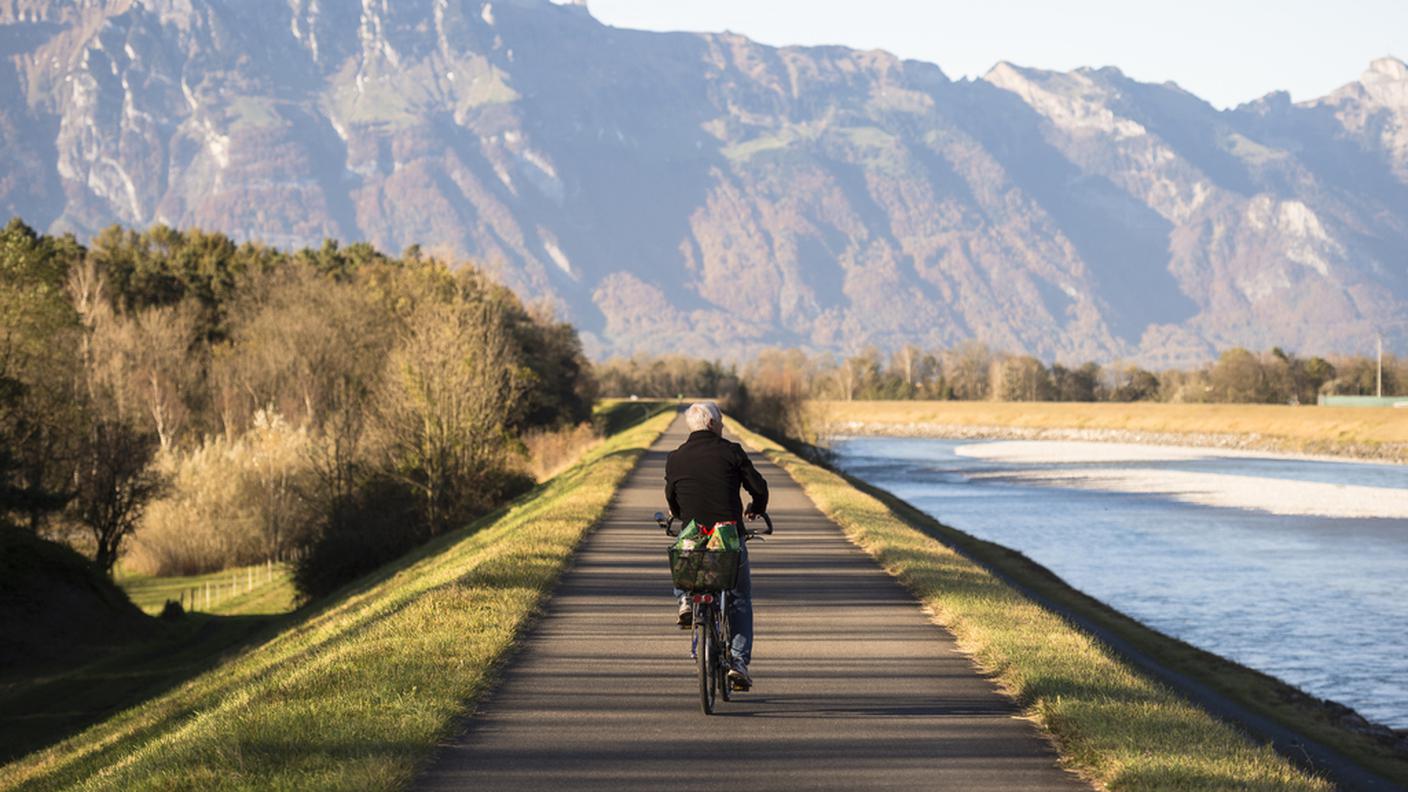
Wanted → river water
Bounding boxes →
[831,436,1408,729]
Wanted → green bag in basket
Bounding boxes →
[672,520,740,553]
[669,520,742,591]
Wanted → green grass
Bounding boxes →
[729,421,1337,791]
[1,402,675,791]
[118,563,298,617]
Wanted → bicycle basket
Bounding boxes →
[668,547,740,591]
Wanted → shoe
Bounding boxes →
[727,660,752,691]
[677,599,692,628]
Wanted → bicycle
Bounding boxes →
[655,511,773,715]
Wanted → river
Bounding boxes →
[830,436,1408,729]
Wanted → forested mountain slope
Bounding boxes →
[2,0,1404,364]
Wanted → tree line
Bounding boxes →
[0,219,594,598]
[598,342,1402,406]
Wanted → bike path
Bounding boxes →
[415,414,1086,791]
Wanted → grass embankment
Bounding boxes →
[1,402,675,792]
[813,400,1408,460]
[119,563,298,617]
[730,421,1337,791]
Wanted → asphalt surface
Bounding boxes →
[415,415,1085,791]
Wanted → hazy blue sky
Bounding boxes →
[584,0,1406,109]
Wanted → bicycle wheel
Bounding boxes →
[697,608,716,715]
[718,611,732,702]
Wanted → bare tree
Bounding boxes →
[836,357,857,401]
[218,267,391,433]
[944,341,993,400]
[377,295,521,535]
[992,355,1053,402]
[129,304,198,449]
[67,261,164,573]
[893,344,919,388]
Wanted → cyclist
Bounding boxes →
[665,401,768,689]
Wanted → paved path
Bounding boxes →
[416,415,1085,791]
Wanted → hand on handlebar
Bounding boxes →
[746,511,774,535]
[654,510,680,536]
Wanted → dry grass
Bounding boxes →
[813,400,1408,459]
[1,403,674,792]
[517,422,601,482]
[729,420,1334,791]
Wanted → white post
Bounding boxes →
[1377,334,1384,398]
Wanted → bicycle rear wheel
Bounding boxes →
[718,612,732,702]
[697,608,716,715]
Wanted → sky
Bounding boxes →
[583,0,1407,109]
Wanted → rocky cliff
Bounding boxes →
[2,0,1404,364]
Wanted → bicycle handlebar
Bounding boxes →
[654,511,773,538]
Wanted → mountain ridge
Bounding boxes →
[1,0,1404,364]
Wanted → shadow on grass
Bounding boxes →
[0,611,291,764]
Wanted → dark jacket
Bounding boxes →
[665,430,768,527]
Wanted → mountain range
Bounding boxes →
[2,0,1405,365]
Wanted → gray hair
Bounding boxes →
[685,401,722,433]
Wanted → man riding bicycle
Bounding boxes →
[665,401,768,689]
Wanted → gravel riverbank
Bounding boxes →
[825,420,1408,465]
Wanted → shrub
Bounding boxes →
[128,411,315,576]
[517,422,599,482]
[293,476,423,600]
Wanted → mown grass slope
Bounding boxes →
[1,404,674,792]
[730,421,1336,791]
[813,400,1408,460]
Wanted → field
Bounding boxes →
[1,402,675,791]
[812,400,1408,460]
[118,562,298,617]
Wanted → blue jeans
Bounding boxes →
[676,542,752,665]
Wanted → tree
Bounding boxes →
[1209,348,1273,403]
[1109,366,1160,402]
[242,410,315,561]
[508,304,597,429]
[377,293,523,535]
[991,355,1053,401]
[97,302,201,449]
[70,417,163,573]
[68,261,165,573]
[1301,356,1336,401]
[943,341,992,400]
[1051,362,1100,402]
[0,219,84,532]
